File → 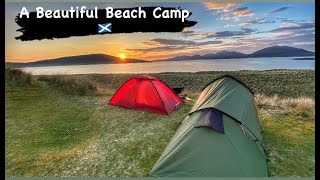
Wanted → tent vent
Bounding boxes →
[194,109,225,134]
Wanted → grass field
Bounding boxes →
[5,69,315,177]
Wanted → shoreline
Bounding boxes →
[6,56,315,68]
[26,68,315,76]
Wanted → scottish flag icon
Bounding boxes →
[98,23,112,33]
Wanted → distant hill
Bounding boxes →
[203,51,247,59]
[6,54,147,68]
[163,46,315,61]
[248,46,315,57]
[293,57,315,60]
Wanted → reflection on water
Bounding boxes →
[22,57,315,75]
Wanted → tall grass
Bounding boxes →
[5,68,32,87]
[259,94,315,176]
[71,70,314,98]
[38,75,98,96]
[256,94,315,120]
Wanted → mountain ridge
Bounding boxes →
[6,46,315,67]
[162,46,315,61]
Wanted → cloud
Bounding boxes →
[230,7,255,20]
[128,25,314,59]
[239,18,275,26]
[190,27,257,39]
[127,46,195,53]
[128,38,223,53]
[241,33,314,51]
[217,13,231,20]
[202,2,241,11]
[265,7,291,15]
[202,2,254,21]
[237,19,315,52]
[224,24,236,28]
[128,19,314,59]
[276,16,287,20]
[270,21,314,33]
[216,7,254,21]
[142,38,223,46]
[181,30,195,35]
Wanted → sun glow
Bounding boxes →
[119,53,126,60]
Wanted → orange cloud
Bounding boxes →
[239,18,275,26]
[230,7,255,21]
[202,2,241,11]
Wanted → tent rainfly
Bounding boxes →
[149,75,268,177]
[109,75,183,115]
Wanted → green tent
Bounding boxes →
[149,75,268,177]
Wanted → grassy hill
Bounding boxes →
[6,54,147,68]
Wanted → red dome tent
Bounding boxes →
[109,75,183,115]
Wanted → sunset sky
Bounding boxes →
[5,2,315,62]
